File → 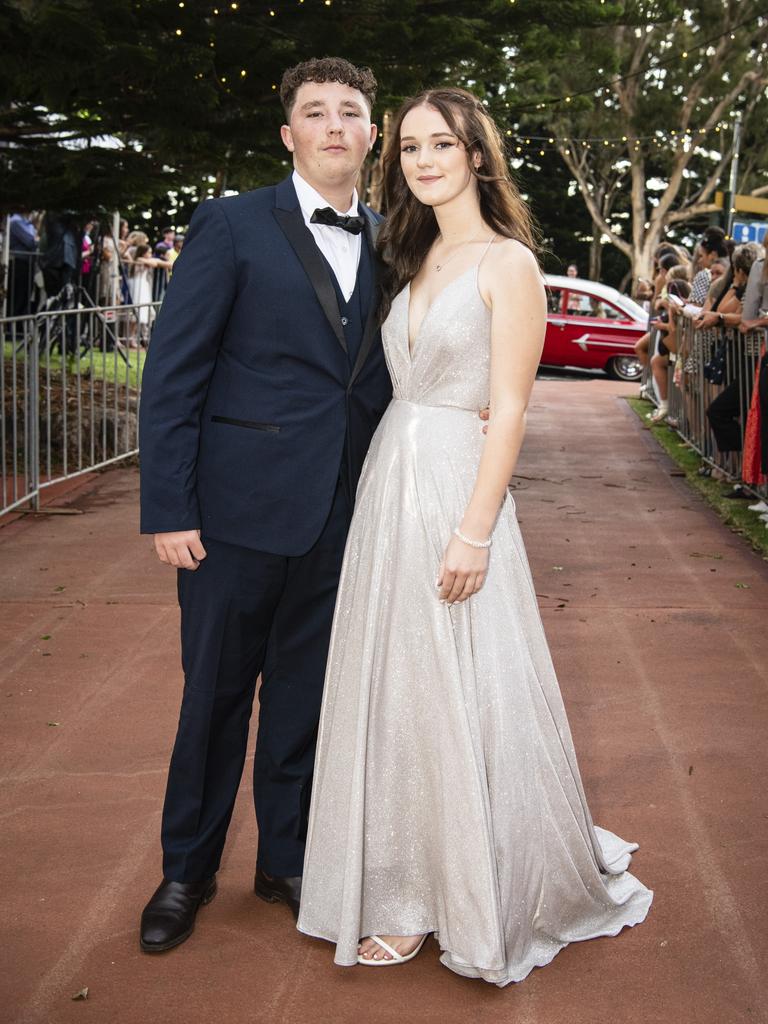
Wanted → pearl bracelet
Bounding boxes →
[453,527,492,549]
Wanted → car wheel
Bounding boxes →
[607,355,643,381]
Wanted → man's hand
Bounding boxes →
[153,530,207,570]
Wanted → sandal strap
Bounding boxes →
[368,935,402,960]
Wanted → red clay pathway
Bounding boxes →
[2,378,767,1024]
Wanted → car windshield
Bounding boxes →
[565,290,628,321]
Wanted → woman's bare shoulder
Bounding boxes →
[486,236,539,275]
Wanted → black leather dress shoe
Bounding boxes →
[254,867,302,919]
[140,877,217,953]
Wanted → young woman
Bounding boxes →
[124,233,171,346]
[297,88,653,986]
[648,268,692,425]
[635,243,680,380]
[700,244,762,460]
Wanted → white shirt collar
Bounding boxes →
[292,170,358,218]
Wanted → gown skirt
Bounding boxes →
[297,264,653,985]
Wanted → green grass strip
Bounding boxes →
[3,342,146,389]
[626,397,768,559]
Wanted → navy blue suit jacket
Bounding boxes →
[139,177,393,555]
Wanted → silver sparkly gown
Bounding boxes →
[297,262,653,985]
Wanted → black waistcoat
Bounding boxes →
[319,231,373,369]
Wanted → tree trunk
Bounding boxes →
[366,110,391,213]
[212,168,226,199]
[588,230,602,282]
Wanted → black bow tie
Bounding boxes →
[310,207,365,235]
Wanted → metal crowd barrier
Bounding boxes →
[3,248,170,320]
[647,318,768,501]
[5,249,38,319]
[1,299,159,516]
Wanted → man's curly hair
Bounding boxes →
[280,57,377,118]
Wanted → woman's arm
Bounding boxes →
[438,240,546,605]
[697,288,742,328]
[137,255,172,270]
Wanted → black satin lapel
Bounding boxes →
[350,216,383,387]
[272,206,347,353]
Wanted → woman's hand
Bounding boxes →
[694,310,719,329]
[437,534,489,605]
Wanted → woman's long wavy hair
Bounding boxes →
[377,88,540,321]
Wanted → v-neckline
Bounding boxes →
[406,264,477,359]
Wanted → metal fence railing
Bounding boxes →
[6,300,766,519]
[1,298,159,516]
[2,246,171,320]
[644,318,768,501]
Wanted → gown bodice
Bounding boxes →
[382,265,492,412]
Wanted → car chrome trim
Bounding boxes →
[567,337,638,349]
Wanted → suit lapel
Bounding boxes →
[349,205,383,387]
[272,186,347,354]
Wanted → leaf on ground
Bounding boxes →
[689,552,723,560]
[40,634,51,640]
[71,987,89,1001]
[734,582,751,589]
[551,566,564,571]
[53,586,66,592]
[47,721,61,727]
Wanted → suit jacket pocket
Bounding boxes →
[211,415,281,433]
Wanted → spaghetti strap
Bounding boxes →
[477,234,497,269]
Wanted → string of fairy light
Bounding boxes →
[504,122,738,159]
[170,1,762,155]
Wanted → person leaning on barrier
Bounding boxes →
[636,246,685,395]
[644,256,689,421]
[691,227,729,307]
[696,244,761,334]
[648,277,691,425]
[698,244,762,459]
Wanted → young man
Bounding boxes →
[153,226,175,258]
[138,57,392,952]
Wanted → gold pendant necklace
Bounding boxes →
[434,227,486,272]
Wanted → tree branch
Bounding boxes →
[558,140,632,259]
[665,202,722,224]
[651,70,766,225]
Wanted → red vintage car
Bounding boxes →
[543,275,646,381]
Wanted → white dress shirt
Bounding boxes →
[292,170,361,302]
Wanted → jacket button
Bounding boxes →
[341,316,349,326]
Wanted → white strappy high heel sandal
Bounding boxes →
[357,933,428,966]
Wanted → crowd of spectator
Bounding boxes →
[636,226,768,504]
[3,212,185,344]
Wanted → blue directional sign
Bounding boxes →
[732,221,768,244]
